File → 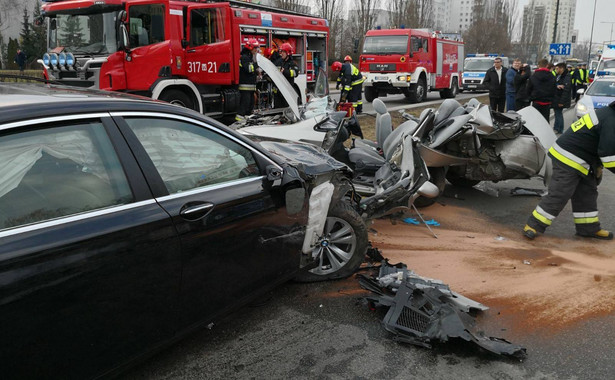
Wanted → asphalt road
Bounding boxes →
[122,107,615,379]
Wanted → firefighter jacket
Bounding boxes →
[337,63,364,91]
[549,102,615,176]
[553,69,572,109]
[239,48,257,91]
[280,57,299,84]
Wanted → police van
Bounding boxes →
[595,44,615,78]
[462,54,509,91]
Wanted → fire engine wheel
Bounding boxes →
[440,80,459,99]
[407,77,426,103]
[159,89,196,111]
[364,86,377,102]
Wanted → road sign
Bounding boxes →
[549,43,572,56]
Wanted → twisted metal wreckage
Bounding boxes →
[358,260,527,359]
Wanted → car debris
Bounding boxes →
[510,187,548,197]
[358,261,527,359]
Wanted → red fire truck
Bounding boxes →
[359,28,464,103]
[38,0,329,117]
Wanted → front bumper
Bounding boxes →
[365,72,413,88]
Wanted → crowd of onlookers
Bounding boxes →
[483,57,589,134]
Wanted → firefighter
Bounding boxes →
[335,55,365,113]
[523,101,615,241]
[237,38,260,120]
[278,42,301,105]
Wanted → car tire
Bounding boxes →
[446,172,481,188]
[295,201,368,282]
[159,89,196,111]
[413,167,446,208]
[364,86,377,102]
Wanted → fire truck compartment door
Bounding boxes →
[184,4,232,85]
[257,54,300,120]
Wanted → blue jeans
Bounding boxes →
[506,93,516,111]
[553,107,564,133]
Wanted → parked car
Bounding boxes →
[0,79,367,379]
[576,76,615,118]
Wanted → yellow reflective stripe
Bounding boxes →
[351,64,359,76]
[238,85,256,90]
[604,161,615,168]
[571,113,595,132]
[601,155,615,167]
[533,210,552,225]
[344,86,351,91]
[248,64,254,73]
[574,217,599,224]
[290,69,295,77]
[351,78,365,86]
[549,146,589,175]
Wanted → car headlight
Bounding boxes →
[576,102,590,115]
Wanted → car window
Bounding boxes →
[587,81,615,96]
[0,120,133,230]
[124,117,260,194]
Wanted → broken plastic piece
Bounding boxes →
[523,260,531,265]
[424,219,440,226]
[511,187,547,197]
[403,217,420,225]
[494,236,506,241]
[359,262,526,359]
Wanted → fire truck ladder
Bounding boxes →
[203,0,323,19]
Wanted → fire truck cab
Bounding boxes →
[359,28,464,103]
[38,0,328,118]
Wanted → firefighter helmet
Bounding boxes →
[280,43,294,55]
[331,61,343,72]
[245,38,260,50]
[344,55,352,62]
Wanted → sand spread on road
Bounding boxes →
[367,203,615,333]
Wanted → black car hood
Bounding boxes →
[257,140,349,177]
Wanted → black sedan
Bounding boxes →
[0,81,367,379]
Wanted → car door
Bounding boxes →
[184,4,233,85]
[112,112,307,329]
[0,115,182,379]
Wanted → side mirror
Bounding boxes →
[119,23,130,51]
[417,181,440,199]
[34,16,44,26]
[576,88,585,95]
[50,19,57,31]
[181,39,188,48]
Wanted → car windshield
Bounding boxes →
[598,60,615,70]
[586,80,615,96]
[464,59,495,71]
[49,12,119,55]
[362,35,408,55]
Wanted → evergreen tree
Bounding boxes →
[60,16,85,48]
[7,37,18,70]
[31,1,47,61]
[0,33,5,69]
[19,7,35,67]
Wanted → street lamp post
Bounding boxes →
[587,0,598,64]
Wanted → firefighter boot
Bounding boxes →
[576,229,614,240]
[523,225,537,240]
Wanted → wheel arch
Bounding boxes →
[151,79,203,113]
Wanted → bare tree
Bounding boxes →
[351,0,377,56]
[388,0,411,29]
[463,0,514,56]
[311,0,344,62]
[271,0,310,14]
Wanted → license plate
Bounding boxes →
[375,76,388,81]
[467,84,477,88]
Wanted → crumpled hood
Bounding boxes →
[257,54,300,120]
[257,140,348,176]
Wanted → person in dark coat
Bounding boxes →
[482,57,508,112]
[514,63,532,110]
[505,59,521,111]
[552,62,572,134]
[527,58,556,121]
[14,49,26,74]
